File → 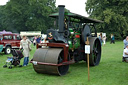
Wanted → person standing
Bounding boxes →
[110,34,113,44]
[103,36,106,46]
[20,36,31,66]
[33,39,36,46]
[110,34,115,44]
[112,35,115,44]
[0,35,3,41]
[36,36,41,44]
[33,36,37,46]
[98,35,102,46]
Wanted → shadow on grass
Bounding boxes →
[0,52,5,56]
[70,61,87,68]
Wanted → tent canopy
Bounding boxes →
[0,30,12,34]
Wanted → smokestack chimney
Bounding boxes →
[58,5,65,35]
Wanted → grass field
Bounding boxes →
[0,41,128,85]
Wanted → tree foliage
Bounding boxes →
[0,0,56,33]
[86,0,128,39]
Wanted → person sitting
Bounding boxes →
[123,44,128,62]
[123,36,128,49]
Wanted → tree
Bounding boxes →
[0,5,8,31]
[86,0,128,39]
[1,0,56,33]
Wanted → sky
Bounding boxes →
[0,0,9,5]
[0,0,89,17]
[56,0,88,17]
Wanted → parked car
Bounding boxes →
[0,45,3,53]
[0,33,21,54]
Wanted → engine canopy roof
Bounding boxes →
[49,12,103,23]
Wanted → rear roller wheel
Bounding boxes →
[89,37,101,66]
[57,51,69,75]
[32,48,69,76]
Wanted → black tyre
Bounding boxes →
[8,66,12,69]
[89,37,101,66]
[82,25,91,43]
[4,46,11,54]
[58,51,69,75]
[3,65,7,68]
[19,65,22,67]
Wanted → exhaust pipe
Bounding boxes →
[58,5,65,35]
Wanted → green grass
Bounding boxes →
[0,41,128,85]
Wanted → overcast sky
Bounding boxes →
[0,0,8,5]
[0,0,88,16]
[56,0,88,17]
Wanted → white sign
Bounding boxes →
[85,45,90,54]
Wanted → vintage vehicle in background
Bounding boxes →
[0,30,21,54]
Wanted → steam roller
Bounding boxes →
[30,5,103,76]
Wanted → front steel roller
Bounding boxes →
[32,48,69,76]
[89,37,101,66]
